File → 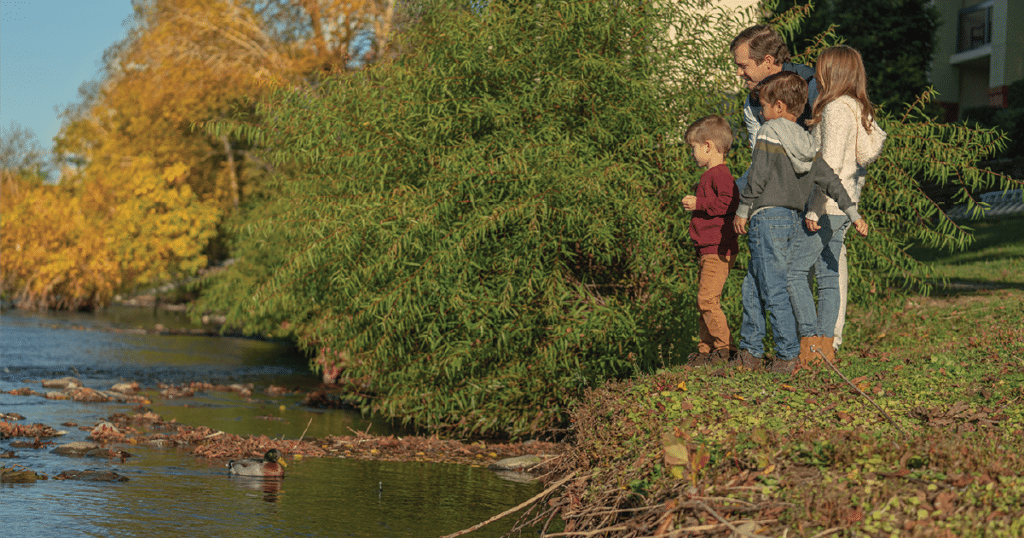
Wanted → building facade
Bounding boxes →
[930,0,1024,121]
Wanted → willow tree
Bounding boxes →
[197,0,1017,437]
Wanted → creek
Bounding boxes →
[1,307,544,537]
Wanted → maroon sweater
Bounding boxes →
[689,164,740,256]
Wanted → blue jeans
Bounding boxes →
[739,207,800,361]
[787,214,850,337]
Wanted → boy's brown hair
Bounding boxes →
[752,71,807,117]
[684,115,734,155]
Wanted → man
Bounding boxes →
[730,24,818,160]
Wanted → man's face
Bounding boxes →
[733,41,776,90]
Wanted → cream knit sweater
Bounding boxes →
[806,95,887,221]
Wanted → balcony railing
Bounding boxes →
[957,1,993,53]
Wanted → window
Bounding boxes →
[957,1,993,53]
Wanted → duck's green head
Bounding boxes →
[264,449,288,467]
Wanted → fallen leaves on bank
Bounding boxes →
[504,370,1024,537]
[5,375,564,470]
[3,406,563,491]
[490,290,1024,537]
[94,408,563,467]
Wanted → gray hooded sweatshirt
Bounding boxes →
[737,118,862,223]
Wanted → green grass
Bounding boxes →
[909,216,1024,285]
[538,220,1024,537]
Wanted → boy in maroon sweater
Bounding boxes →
[682,115,740,366]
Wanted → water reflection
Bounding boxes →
[227,475,284,503]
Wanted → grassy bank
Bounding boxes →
[521,219,1024,537]
[907,216,1024,287]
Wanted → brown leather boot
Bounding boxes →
[819,336,837,366]
[799,336,817,368]
[732,349,764,370]
[805,336,825,364]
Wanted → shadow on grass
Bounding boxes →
[929,279,1024,296]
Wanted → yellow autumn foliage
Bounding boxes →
[1,175,120,310]
[1,160,220,309]
[100,159,222,288]
[7,0,394,309]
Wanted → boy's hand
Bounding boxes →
[853,218,869,237]
[733,216,748,235]
[682,195,697,211]
[805,218,820,232]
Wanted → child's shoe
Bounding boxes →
[686,352,711,367]
[732,349,764,370]
[768,357,798,374]
[708,348,732,366]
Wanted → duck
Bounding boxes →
[227,449,288,477]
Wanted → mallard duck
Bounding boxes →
[227,449,288,477]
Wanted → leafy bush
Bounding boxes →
[199,0,756,437]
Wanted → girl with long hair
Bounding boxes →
[788,45,887,366]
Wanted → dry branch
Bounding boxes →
[439,472,577,538]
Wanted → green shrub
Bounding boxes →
[199,0,760,437]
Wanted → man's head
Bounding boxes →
[730,25,791,90]
[752,72,807,122]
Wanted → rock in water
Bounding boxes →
[488,455,547,471]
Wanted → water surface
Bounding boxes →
[1,307,544,537]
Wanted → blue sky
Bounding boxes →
[2,1,135,150]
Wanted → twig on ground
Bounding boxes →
[526,454,563,473]
[691,495,758,506]
[564,505,651,518]
[812,345,910,439]
[298,417,313,442]
[346,422,374,437]
[810,526,843,538]
[696,501,773,538]
[539,527,630,537]
[635,519,779,538]
[438,472,578,538]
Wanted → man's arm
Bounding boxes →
[742,98,761,150]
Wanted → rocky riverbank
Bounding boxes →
[2,375,564,488]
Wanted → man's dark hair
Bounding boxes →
[730,25,791,65]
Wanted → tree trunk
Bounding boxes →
[222,134,238,209]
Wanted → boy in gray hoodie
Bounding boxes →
[732,72,868,374]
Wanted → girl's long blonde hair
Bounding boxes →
[808,45,875,132]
